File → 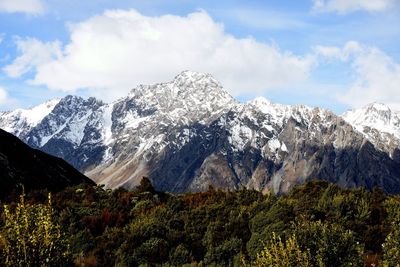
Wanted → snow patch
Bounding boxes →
[102,104,114,145]
[63,112,91,146]
[228,123,253,152]
[267,138,287,152]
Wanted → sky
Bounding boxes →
[0,0,399,114]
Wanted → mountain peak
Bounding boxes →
[365,102,392,120]
[248,96,272,106]
[172,70,224,88]
[130,70,227,95]
[343,102,393,125]
[342,102,400,143]
[366,102,391,111]
[0,98,60,137]
[22,98,61,126]
[171,70,226,95]
[127,70,236,121]
[174,70,214,80]
[247,96,291,120]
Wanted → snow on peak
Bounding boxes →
[367,102,391,112]
[248,96,272,106]
[29,95,106,148]
[127,70,237,125]
[173,70,219,85]
[171,70,232,101]
[23,99,61,126]
[246,97,293,126]
[0,98,60,137]
[247,97,280,114]
[342,102,400,140]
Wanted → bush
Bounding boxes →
[169,244,192,265]
[0,193,72,266]
[294,220,364,267]
[254,233,311,267]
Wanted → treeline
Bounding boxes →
[0,179,399,266]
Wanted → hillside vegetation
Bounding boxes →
[1,179,399,266]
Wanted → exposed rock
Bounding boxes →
[1,71,400,194]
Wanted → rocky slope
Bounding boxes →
[0,129,95,199]
[1,71,400,194]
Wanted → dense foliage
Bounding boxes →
[1,179,399,266]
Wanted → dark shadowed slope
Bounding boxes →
[0,129,95,199]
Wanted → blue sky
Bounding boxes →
[0,0,399,114]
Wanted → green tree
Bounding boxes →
[294,220,364,267]
[169,244,193,266]
[0,193,72,266]
[382,198,400,267]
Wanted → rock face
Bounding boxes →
[0,129,95,199]
[1,71,400,194]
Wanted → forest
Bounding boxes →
[0,179,399,267]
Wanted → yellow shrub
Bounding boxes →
[0,193,71,267]
[254,233,311,267]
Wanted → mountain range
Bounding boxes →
[1,71,400,194]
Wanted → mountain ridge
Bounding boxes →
[0,128,95,199]
[1,70,400,194]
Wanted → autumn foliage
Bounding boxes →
[0,179,399,266]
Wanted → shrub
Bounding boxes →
[254,233,311,267]
[0,193,72,266]
[294,220,364,267]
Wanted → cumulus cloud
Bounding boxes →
[3,9,315,101]
[312,0,396,13]
[3,37,61,78]
[316,41,400,110]
[3,37,62,78]
[0,0,44,14]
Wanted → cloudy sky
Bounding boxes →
[0,0,399,113]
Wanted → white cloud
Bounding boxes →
[0,86,19,110]
[314,41,361,61]
[0,86,8,104]
[4,9,315,101]
[317,41,400,110]
[0,0,44,14]
[3,37,62,78]
[312,0,396,13]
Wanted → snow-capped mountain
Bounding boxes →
[343,103,400,157]
[1,71,400,194]
[0,99,60,138]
